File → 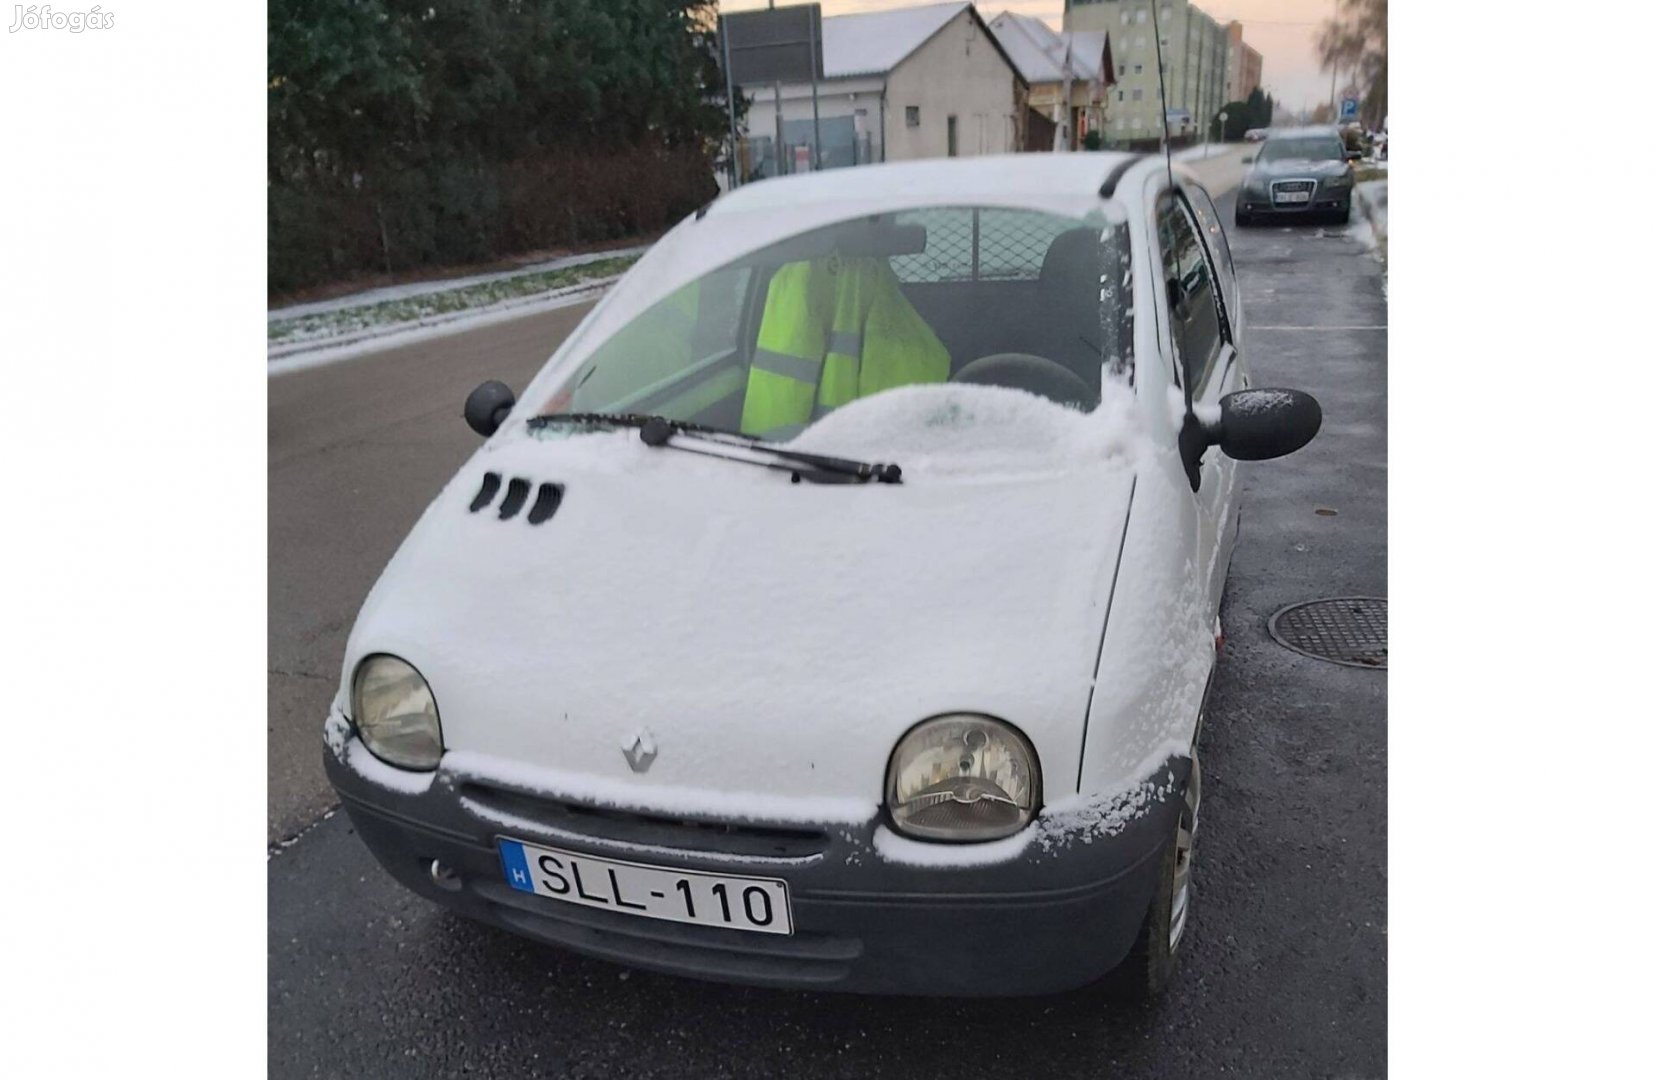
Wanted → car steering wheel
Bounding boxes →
[951,353,1098,411]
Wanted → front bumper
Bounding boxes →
[324,734,1187,997]
[1240,179,1351,218]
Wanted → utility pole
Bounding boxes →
[808,8,821,169]
[1057,35,1074,151]
[770,0,784,175]
[719,14,739,189]
[1327,0,1338,116]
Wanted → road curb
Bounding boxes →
[266,277,619,377]
[269,276,619,360]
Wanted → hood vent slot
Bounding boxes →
[497,477,531,519]
[468,472,502,512]
[527,483,564,524]
[467,471,563,526]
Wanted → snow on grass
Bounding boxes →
[268,254,641,349]
[268,285,610,377]
[269,247,649,322]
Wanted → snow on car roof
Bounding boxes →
[707,152,1145,221]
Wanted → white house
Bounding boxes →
[986,11,1114,151]
[734,2,1026,182]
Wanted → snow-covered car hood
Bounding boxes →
[340,386,1142,818]
[1247,158,1350,181]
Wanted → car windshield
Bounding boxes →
[536,205,1130,442]
[1258,136,1345,163]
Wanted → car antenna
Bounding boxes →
[1149,2,1176,190]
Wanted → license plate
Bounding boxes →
[1275,191,1311,204]
[497,838,794,935]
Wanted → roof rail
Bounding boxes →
[1099,154,1146,198]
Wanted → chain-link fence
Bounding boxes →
[888,208,1079,284]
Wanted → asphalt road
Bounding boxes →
[268,301,596,844]
[269,175,1386,1077]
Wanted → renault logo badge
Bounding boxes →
[621,731,658,773]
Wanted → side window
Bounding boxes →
[1182,186,1235,285]
[1156,198,1224,398]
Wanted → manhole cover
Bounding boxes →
[1268,597,1387,669]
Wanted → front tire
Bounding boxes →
[1106,753,1200,999]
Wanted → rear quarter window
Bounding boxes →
[890,208,1076,283]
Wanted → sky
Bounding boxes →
[719,0,1340,118]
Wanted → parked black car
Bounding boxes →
[1235,126,1359,227]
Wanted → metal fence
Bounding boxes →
[888,208,1078,283]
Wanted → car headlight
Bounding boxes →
[886,715,1040,841]
[351,654,442,770]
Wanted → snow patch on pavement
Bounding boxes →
[1355,179,1387,245]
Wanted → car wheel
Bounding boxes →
[1335,207,1351,226]
[1106,751,1200,999]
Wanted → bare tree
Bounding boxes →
[1318,0,1387,128]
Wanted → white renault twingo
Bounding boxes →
[323,154,1320,998]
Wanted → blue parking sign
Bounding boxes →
[1339,97,1359,121]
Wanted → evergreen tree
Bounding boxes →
[268,1,733,292]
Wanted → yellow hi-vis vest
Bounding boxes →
[739,258,951,436]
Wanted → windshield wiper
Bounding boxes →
[527,412,902,485]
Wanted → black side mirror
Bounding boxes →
[1214,388,1322,460]
[1345,150,1362,161]
[1177,387,1321,491]
[464,380,516,437]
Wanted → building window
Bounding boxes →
[1132,88,1143,101]
[1137,9,1147,24]
[947,115,958,157]
[1117,90,1125,102]
[1133,64,1143,74]
[906,106,920,128]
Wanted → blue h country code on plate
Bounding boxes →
[496,838,794,935]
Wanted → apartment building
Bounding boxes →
[1225,21,1263,103]
[1064,0,1230,149]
